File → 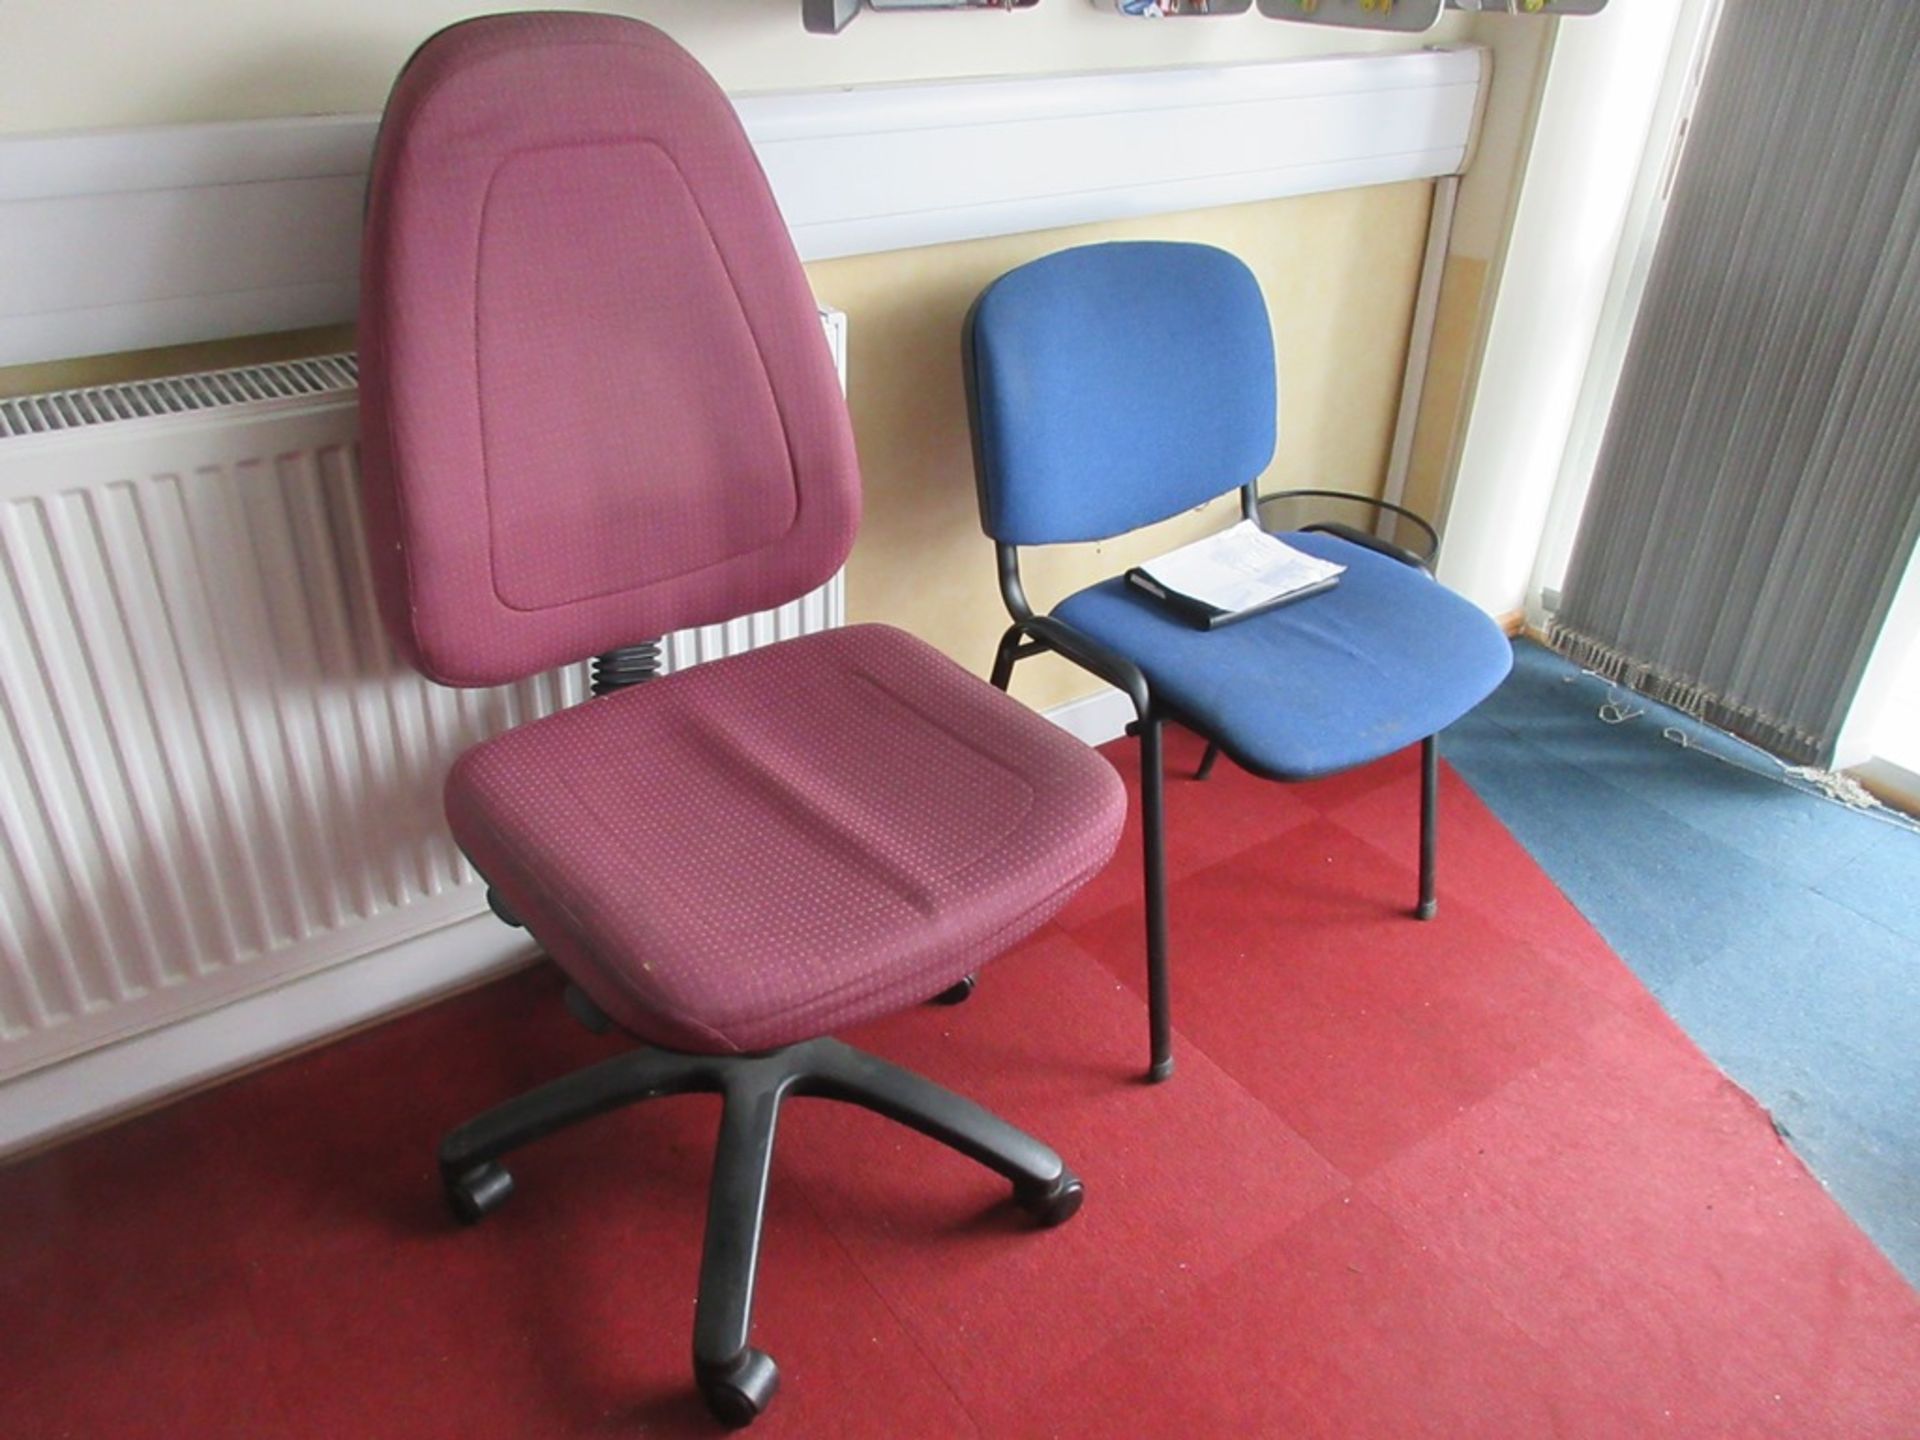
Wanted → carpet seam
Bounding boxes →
[774,1147,989,1439]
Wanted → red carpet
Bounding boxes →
[5,729,1918,1438]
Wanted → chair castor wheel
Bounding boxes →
[1014,1168,1085,1228]
[930,974,977,1006]
[697,1348,780,1429]
[445,1161,515,1225]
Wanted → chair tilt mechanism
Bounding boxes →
[358,14,1124,1426]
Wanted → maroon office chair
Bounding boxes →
[358,14,1125,1428]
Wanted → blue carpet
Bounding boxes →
[1446,639,1920,1285]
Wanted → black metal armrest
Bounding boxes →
[990,539,1151,718]
[1299,521,1432,573]
[1255,488,1439,571]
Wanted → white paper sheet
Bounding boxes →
[1134,520,1345,615]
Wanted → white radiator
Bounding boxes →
[0,313,848,1090]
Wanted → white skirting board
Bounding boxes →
[0,683,1133,1159]
[1042,684,1137,751]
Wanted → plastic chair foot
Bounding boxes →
[698,1348,780,1429]
[1014,1168,1086,1228]
[445,1162,514,1225]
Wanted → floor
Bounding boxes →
[1446,640,1920,1285]
[3,709,1917,1437]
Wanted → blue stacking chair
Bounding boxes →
[964,240,1513,1083]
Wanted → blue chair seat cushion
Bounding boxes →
[1052,530,1514,780]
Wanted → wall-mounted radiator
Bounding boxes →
[0,313,848,1090]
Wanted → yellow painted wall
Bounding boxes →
[1403,254,1490,531]
[1402,19,1552,557]
[809,182,1435,708]
[0,184,1435,713]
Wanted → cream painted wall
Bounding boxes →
[1396,20,1548,544]
[1450,18,1550,268]
[809,183,1435,709]
[0,1,1471,135]
[0,0,1563,698]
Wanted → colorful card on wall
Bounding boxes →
[1088,1,1255,16]
[805,0,1038,33]
[1256,0,1443,30]
[867,0,1039,11]
[1445,0,1609,12]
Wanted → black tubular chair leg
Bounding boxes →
[1139,716,1175,1083]
[1418,734,1439,921]
[1194,741,1222,782]
[990,622,1025,693]
[694,1067,791,1428]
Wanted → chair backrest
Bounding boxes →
[965,241,1277,547]
[358,13,860,687]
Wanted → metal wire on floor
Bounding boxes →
[1560,667,1920,839]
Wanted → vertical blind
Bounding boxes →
[1552,0,1920,766]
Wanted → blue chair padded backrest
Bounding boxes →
[966,241,1278,546]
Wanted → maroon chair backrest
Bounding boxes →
[358,13,861,687]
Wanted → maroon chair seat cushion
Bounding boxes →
[447,626,1126,1055]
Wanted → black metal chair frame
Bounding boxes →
[980,481,1446,1086]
